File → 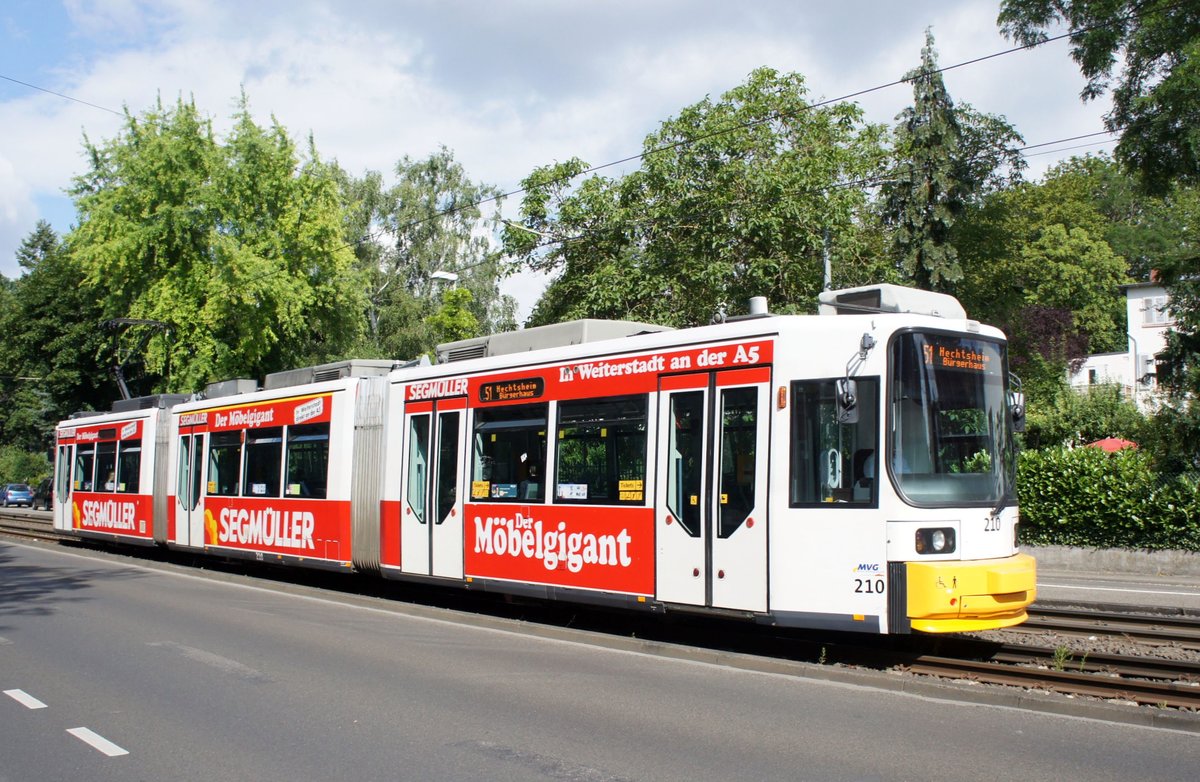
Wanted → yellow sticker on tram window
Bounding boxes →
[208,481,216,493]
[471,480,490,499]
[619,479,644,492]
[689,494,698,506]
[619,490,644,501]
[601,428,607,438]
[720,493,728,504]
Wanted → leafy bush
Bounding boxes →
[1017,446,1200,551]
[0,445,52,486]
[1022,383,1145,450]
[1136,398,1200,480]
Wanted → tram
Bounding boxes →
[51,284,1036,634]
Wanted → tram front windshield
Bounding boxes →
[889,332,1014,506]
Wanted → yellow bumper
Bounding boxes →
[906,553,1037,633]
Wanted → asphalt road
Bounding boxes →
[2,540,1198,782]
[1036,568,1200,611]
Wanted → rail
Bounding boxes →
[904,653,1200,710]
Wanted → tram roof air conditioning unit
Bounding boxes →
[818,284,967,320]
[110,393,191,413]
[437,319,673,363]
[203,378,258,398]
[263,359,398,390]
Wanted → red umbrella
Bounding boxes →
[1085,437,1138,452]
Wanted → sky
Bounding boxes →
[0,0,1111,319]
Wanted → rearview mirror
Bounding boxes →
[836,378,858,424]
[1009,390,1025,433]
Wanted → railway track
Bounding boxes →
[0,511,65,542]
[4,512,1198,712]
[1024,605,1200,649]
[904,654,1200,709]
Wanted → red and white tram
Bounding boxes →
[53,284,1036,634]
[52,396,184,544]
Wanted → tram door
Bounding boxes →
[655,367,770,612]
[174,430,206,547]
[400,400,466,579]
[53,442,74,531]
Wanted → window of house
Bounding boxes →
[1144,295,1171,325]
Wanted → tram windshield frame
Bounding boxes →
[888,330,1016,507]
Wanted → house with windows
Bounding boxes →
[1068,280,1173,411]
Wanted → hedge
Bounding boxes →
[1017,446,1200,551]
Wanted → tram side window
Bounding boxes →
[285,423,329,498]
[208,431,242,496]
[718,387,757,537]
[97,442,117,491]
[243,427,283,497]
[117,440,142,493]
[555,395,647,505]
[789,378,879,506]
[74,445,95,491]
[472,403,547,502]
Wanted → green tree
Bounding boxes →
[999,5,1200,469]
[425,287,479,346]
[1043,155,1190,281]
[338,147,515,360]
[69,95,365,393]
[508,67,891,327]
[883,30,1025,292]
[999,1,1200,195]
[1151,186,1200,397]
[954,160,1131,400]
[0,445,51,486]
[0,222,110,447]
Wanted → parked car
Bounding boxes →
[1,483,34,507]
[32,478,53,510]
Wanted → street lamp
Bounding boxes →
[430,270,459,288]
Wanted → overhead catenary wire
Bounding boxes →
[0,73,123,117]
[0,2,1171,255]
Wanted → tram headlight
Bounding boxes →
[915,527,956,554]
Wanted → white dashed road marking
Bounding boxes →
[67,727,129,757]
[4,689,48,709]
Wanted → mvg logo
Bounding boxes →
[851,563,881,573]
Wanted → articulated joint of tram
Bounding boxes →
[898,553,1037,633]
